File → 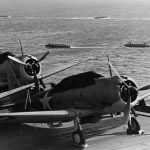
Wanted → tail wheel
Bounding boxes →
[127,117,140,134]
[72,129,85,145]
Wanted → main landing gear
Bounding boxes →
[72,117,87,147]
[127,117,144,134]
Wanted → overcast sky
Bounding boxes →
[1,0,150,6]
[0,0,150,16]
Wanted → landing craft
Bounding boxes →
[124,41,150,48]
[0,58,150,147]
[45,43,70,48]
[94,16,108,19]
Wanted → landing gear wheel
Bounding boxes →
[72,129,85,146]
[127,117,140,134]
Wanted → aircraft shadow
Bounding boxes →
[0,116,124,150]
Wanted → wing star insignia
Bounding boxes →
[39,91,52,110]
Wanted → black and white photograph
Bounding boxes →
[1,0,150,149]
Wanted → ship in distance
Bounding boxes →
[94,16,108,19]
[124,41,150,48]
[45,43,70,48]
[0,15,11,18]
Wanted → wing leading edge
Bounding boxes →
[0,109,97,123]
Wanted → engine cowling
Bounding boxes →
[18,55,42,83]
[120,77,138,103]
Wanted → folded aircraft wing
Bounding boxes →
[0,103,15,110]
[39,57,97,79]
[0,78,8,88]
[131,92,150,107]
[0,83,34,99]
[0,109,97,123]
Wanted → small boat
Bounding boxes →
[0,15,11,18]
[45,43,70,48]
[124,42,150,48]
[94,16,108,19]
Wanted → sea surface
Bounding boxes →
[1,3,150,89]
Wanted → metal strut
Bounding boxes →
[72,116,87,147]
[74,117,82,131]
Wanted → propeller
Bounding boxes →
[8,55,25,65]
[24,51,49,77]
[8,51,49,77]
[38,51,49,62]
[108,61,138,127]
[24,51,49,89]
[139,85,150,91]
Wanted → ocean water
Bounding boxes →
[1,2,150,89]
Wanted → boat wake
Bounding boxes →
[111,17,150,21]
[65,17,94,20]
[70,46,103,49]
[13,16,150,21]
[59,16,109,20]
[54,17,150,21]
[24,16,109,20]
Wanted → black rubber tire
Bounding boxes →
[127,117,140,134]
[72,129,85,145]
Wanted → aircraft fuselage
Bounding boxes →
[51,76,122,111]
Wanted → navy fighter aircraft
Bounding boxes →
[0,55,150,147]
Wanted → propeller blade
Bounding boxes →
[123,98,131,126]
[107,55,112,77]
[38,51,49,62]
[108,62,122,79]
[8,55,25,65]
[139,85,150,91]
[108,62,129,88]
[19,39,23,56]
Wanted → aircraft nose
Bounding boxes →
[24,58,40,76]
[120,86,138,103]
